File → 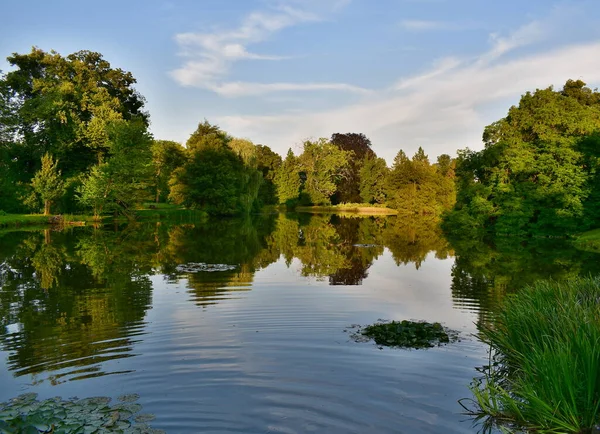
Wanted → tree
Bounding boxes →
[31,153,65,215]
[359,156,388,204]
[169,146,260,215]
[447,80,600,235]
[255,145,282,206]
[150,140,186,203]
[330,133,376,203]
[186,119,229,152]
[2,48,147,178]
[228,138,256,164]
[299,138,351,205]
[77,119,153,217]
[274,149,302,205]
[386,147,449,215]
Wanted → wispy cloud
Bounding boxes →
[212,81,369,97]
[215,12,600,163]
[171,1,361,95]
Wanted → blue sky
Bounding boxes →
[2,0,600,163]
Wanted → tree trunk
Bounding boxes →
[44,200,51,216]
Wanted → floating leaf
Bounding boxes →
[117,394,140,403]
[134,413,156,423]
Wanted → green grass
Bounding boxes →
[464,276,600,433]
[0,213,50,228]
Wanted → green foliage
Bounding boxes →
[299,138,351,205]
[77,120,153,218]
[448,80,600,236]
[466,277,600,433]
[31,153,65,215]
[169,145,261,215]
[150,140,186,203]
[386,148,455,215]
[274,149,302,205]
[351,320,458,349]
[359,156,389,204]
[186,119,230,152]
[255,144,282,206]
[2,48,147,179]
[0,392,162,433]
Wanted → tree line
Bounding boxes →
[0,48,456,218]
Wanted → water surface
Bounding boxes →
[1,214,599,433]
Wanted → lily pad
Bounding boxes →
[0,393,160,433]
[350,320,459,349]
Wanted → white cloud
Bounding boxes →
[212,81,369,97]
[170,1,360,95]
[216,37,600,164]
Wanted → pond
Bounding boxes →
[1,214,599,433]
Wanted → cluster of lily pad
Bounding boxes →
[175,262,237,273]
[350,320,459,349]
[0,393,163,434]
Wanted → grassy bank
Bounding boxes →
[466,276,600,433]
[0,213,50,228]
[296,204,398,215]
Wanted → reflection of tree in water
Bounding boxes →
[382,217,452,268]
[163,216,279,307]
[267,214,386,284]
[0,228,152,385]
[449,235,600,326]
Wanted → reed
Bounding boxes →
[465,276,600,433]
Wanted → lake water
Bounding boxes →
[1,214,599,433]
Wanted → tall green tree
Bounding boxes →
[299,138,351,205]
[359,156,388,204]
[0,48,149,213]
[150,140,186,203]
[255,145,282,206]
[31,153,65,215]
[77,119,153,217]
[170,121,261,215]
[186,119,230,152]
[274,149,302,205]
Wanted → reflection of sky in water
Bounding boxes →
[0,220,516,433]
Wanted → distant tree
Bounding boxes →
[151,140,187,203]
[299,138,351,205]
[330,133,376,203]
[274,149,302,205]
[31,153,65,215]
[255,145,283,205]
[169,146,260,215]
[186,119,230,152]
[359,156,388,204]
[386,147,448,215]
[228,138,256,164]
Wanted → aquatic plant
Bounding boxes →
[463,276,600,433]
[350,320,458,349]
[0,392,163,433]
